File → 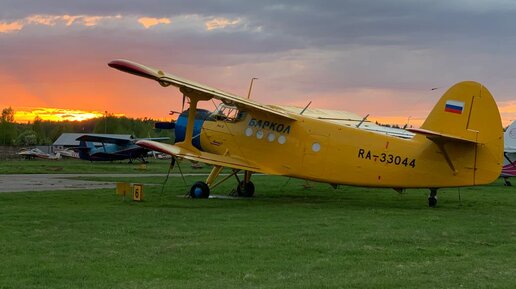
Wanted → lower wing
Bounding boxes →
[136,140,260,172]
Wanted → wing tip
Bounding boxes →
[108,59,160,81]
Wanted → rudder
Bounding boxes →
[77,140,95,160]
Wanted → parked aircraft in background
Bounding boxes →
[501,120,516,186]
[109,59,503,207]
[55,148,80,159]
[17,148,61,160]
[76,134,169,163]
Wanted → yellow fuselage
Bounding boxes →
[199,110,498,188]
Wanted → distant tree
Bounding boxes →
[0,106,16,145]
[1,107,14,123]
[3,114,173,145]
[16,130,37,146]
[32,116,44,143]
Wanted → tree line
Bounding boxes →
[0,107,174,146]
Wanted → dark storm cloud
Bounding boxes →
[3,0,516,50]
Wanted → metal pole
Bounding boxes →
[247,78,258,99]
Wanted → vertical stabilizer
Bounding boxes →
[77,141,95,160]
[417,81,503,184]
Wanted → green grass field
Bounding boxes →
[1,161,516,288]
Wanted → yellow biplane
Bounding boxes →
[109,59,503,207]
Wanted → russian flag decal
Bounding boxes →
[444,100,464,114]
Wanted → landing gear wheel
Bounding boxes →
[428,196,437,207]
[237,181,255,197]
[504,178,512,186]
[190,181,210,199]
[428,188,438,208]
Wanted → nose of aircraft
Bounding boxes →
[173,109,210,150]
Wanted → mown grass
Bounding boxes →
[0,173,515,289]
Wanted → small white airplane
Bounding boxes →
[55,148,80,159]
[17,148,61,160]
[502,120,516,186]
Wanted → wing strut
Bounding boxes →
[175,88,212,152]
[435,142,458,175]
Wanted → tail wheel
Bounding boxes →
[190,181,210,199]
[428,196,438,207]
[428,188,438,208]
[237,181,255,197]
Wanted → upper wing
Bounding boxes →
[108,59,297,121]
[137,140,261,172]
[76,134,133,145]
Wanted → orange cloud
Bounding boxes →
[138,17,171,29]
[0,14,123,33]
[0,21,23,33]
[25,15,62,26]
[205,17,241,30]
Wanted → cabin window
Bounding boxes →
[211,104,245,122]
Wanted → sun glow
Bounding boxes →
[13,108,123,123]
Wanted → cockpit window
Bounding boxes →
[211,104,245,122]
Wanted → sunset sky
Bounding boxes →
[1,1,516,126]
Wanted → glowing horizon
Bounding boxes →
[13,107,124,123]
[10,105,514,129]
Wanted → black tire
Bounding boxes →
[237,181,255,197]
[190,181,210,199]
[428,196,437,208]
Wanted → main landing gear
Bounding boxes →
[503,177,512,186]
[188,166,255,199]
[237,180,255,197]
[190,181,210,198]
[428,188,438,208]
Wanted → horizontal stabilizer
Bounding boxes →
[407,128,478,144]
